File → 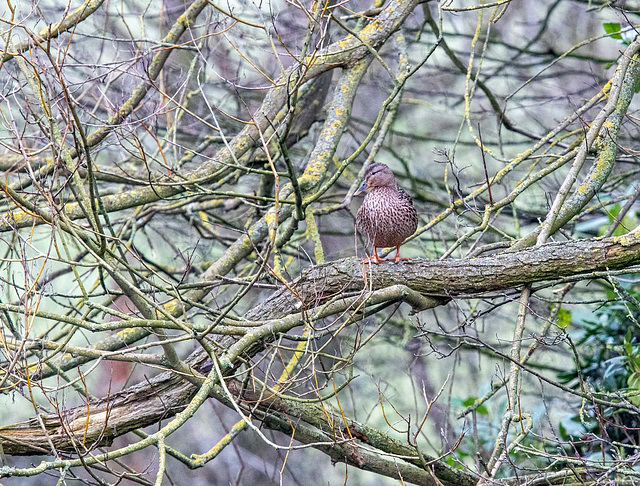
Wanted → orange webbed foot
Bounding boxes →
[363,255,386,264]
[391,246,409,263]
[390,255,410,263]
[363,247,386,264]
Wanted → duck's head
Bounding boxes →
[354,163,396,195]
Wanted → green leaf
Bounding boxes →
[558,421,569,441]
[608,203,622,220]
[462,397,488,415]
[599,202,638,236]
[603,22,623,40]
[625,328,633,357]
[627,372,640,406]
[445,456,464,469]
[557,308,572,329]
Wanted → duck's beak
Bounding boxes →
[354,180,368,195]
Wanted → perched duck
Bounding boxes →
[355,163,418,263]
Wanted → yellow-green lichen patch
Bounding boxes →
[6,211,39,227]
[116,327,141,341]
[264,210,277,241]
[613,232,640,247]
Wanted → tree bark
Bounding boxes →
[2,233,640,458]
[250,232,640,319]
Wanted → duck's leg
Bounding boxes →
[364,246,386,264]
[391,245,410,263]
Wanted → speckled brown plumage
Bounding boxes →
[355,163,418,263]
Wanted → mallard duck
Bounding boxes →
[355,163,418,263]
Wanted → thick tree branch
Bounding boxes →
[2,233,640,458]
[251,232,640,319]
